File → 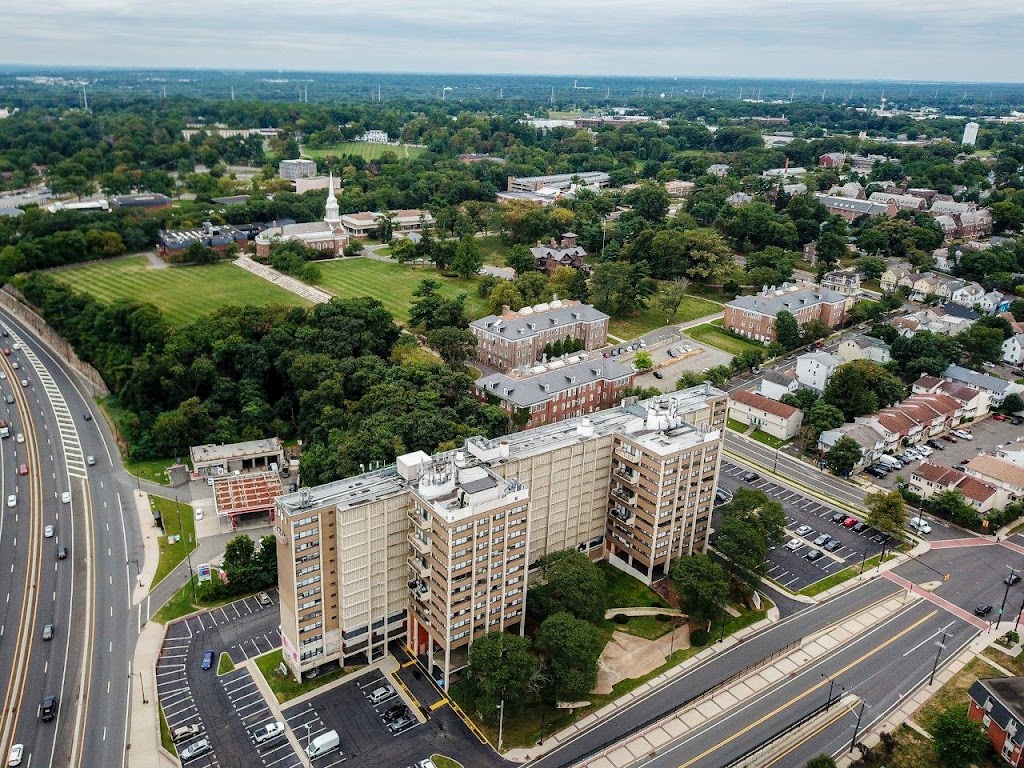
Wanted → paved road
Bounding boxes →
[529,578,901,768]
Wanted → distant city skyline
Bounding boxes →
[3,0,1024,83]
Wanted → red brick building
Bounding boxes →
[969,677,1024,765]
[723,284,849,344]
[475,354,634,428]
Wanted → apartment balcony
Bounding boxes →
[614,445,642,463]
[407,507,429,529]
[610,485,638,507]
[609,506,635,525]
[616,464,640,484]
[407,556,430,579]
[407,578,431,603]
[408,532,431,556]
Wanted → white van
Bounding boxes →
[306,730,341,758]
[910,517,933,534]
[877,455,903,470]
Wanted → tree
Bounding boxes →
[823,360,906,421]
[532,550,606,623]
[728,487,787,547]
[658,278,691,318]
[959,323,1006,368]
[465,632,539,721]
[451,237,484,279]
[514,271,553,306]
[426,327,476,366]
[1001,393,1024,415]
[781,389,820,411]
[931,706,989,768]
[536,612,603,701]
[715,515,768,589]
[671,553,727,625]
[801,400,845,445]
[488,281,525,315]
[814,230,847,270]
[864,490,906,539]
[625,182,671,224]
[679,229,734,283]
[805,756,837,768]
[589,262,657,316]
[825,436,863,476]
[634,351,653,370]
[775,310,802,350]
[505,245,536,276]
[929,490,981,528]
[854,256,887,281]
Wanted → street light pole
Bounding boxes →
[1014,592,1024,635]
[998,568,1019,631]
[929,630,947,686]
[849,699,867,754]
[134,670,148,704]
[822,673,843,711]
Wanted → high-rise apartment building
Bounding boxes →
[274,386,727,685]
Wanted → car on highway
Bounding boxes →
[15,433,22,443]
[171,725,201,743]
[40,695,58,721]
[842,517,859,528]
[86,455,95,465]
[2,348,9,356]
[805,549,823,561]
[1006,572,1022,586]
[909,517,932,534]
[6,494,14,508]
[179,739,211,762]
[953,429,973,440]
[368,684,395,704]
[19,379,27,387]
[12,343,20,351]
[11,362,19,370]
[44,525,54,538]
[57,546,68,560]
[83,412,92,421]
[252,721,285,745]
[42,623,54,641]
[5,395,14,404]
[824,540,843,552]
[975,603,993,617]
[61,491,71,504]
[741,472,760,482]
[813,534,831,547]
[6,744,22,767]
[17,463,27,475]
[794,524,813,537]
[201,650,215,670]
[784,538,802,551]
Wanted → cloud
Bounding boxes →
[1,0,1022,81]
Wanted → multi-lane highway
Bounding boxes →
[0,309,144,768]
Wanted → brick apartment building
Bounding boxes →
[969,677,1024,765]
[530,233,587,275]
[475,354,634,428]
[724,284,849,343]
[273,386,727,684]
[470,300,610,371]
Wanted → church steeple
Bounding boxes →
[324,171,340,225]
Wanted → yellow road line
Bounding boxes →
[429,698,449,711]
[676,609,938,768]
[761,699,858,768]
[391,674,421,712]
[402,659,418,668]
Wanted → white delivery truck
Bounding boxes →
[306,730,341,758]
[877,454,903,470]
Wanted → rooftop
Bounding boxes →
[965,454,1024,488]
[476,355,633,408]
[944,364,1018,395]
[190,438,283,465]
[730,389,799,419]
[727,284,847,316]
[971,677,1024,734]
[471,300,609,339]
[213,472,284,517]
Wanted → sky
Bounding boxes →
[3,0,1024,83]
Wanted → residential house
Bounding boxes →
[912,375,988,420]
[530,233,587,275]
[880,268,908,292]
[474,355,635,429]
[980,291,1008,315]
[820,269,862,298]
[929,199,976,216]
[818,152,847,168]
[470,300,610,372]
[827,182,865,200]
[968,677,1024,766]
[909,462,1001,513]
[934,215,960,241]
[943,364,1024,408]
[796,352,842,392]
[958,209,994,238]
[758,369,799,401]
[726,192,753,207]
[814,194,896,223]
[894,304,979,337]
[818,422,886,469]
[664,180,695,197]
[951,281,986,308]
[728,390,804,440]
[850,154,896,173]
[724,283,849,343]
[838,335,892,365]
[763,166,807,179]
[867,191,927,212]
[963,454,1024,503]
[782,182,808,196]
[1003,334,1024,366]
[707,164,730,177]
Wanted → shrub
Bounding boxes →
[613,613,629,625]
[690,628,710,646]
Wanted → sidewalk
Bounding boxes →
[128,620,178,768]
[234,255,332,304]
[132,490,160,605]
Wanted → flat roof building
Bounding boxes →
[190,437,285,477]
[274,386,727,683]
[279,159,317,181]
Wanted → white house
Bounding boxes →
[1003,334,1024,367]
[950,281,985,308]
[837,335,892,365]
[943,364,1024,408]
[729,390,804,440]
[758,369,799,401]
[796,352,842,392]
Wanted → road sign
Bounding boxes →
[197,563,212,583]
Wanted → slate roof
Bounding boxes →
[476,357,633,408]
[472,301,609,339]
[727,286,847,317]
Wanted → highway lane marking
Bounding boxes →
[664,609,939,768]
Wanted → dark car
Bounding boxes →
[975,603,994,617]
[832,512,849,524]
[871,533,889,545]
[1006,573,1022,586]
[865,466,888,479]
[83,412,92,421]
[925,439,944,451]
[57,546,68,560]
[382,704,409,722]
[941,434,957,443]
[741,472,760,483]
[805,549,823,562]
[824,540,843,552]
[1010,416,1024,426]
[387,713,416,734]
[652,371,664,379]
[40,695,58,721]
[201,650,215,670]
[852,521,869,533]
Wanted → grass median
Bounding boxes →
[149,495,196,588]
[254,648,356,704]
[799,551,894,597]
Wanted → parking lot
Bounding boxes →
[718,461,890,592]
[156,589,296,767]
[282,646,505,768]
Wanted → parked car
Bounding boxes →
[667,349,678,358]
[824,540,843,552]
[171,725,201,743]
[784,539,802,551]
[795,524,813,537]
[993,414,1007,422]
[805,549,823,562]
[940,434,957,443]
[368,685,395,705]
[652,371,664,379]
[201,650,215,670]
[741,472,760,483]
[179,739,211,762]
[1010,416,1024,426]
[1006,573,1022,586]
[870,533,889,545]
[852,521,869,533]
[903,448,923,460]
[953,429,973,440]
[252,721,285,745]
[916,445,934,457]
[975,603,993,617]
[865,465,888,479]
[842,517,859,528]
[256,591,272,606]
[382,705,409,723]
[387,714,416,734]
[925,439,945,451]
[832,512,849,524]
[909,517,932,534]
[813,534,831,547]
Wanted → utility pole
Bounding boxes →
[929,630,947,686]
[1014,592,1024,634]
[822,673,843,710]
[849,700,867,753]
[498,643,508,751]
[997,567,1019,630]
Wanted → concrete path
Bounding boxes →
[128,620,178,768]
[234,255,332,304]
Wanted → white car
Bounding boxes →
[44,525,54,538]
[368,684,395,704]
[252,721,285,745]
[179,739,211,762]
[19,379,27,388]
[194,507,204,520]
[171,724,201,743]
[953,429,974,441]
[916,445,933,456]
[12,343,20,351]
[15,433,23,443]
[903,448,923,460]
[6,743,23,767]
[910,517,933,534]
[795,524,813,537]
[61,491,71,504]
[11,362,18,370]
[784,538,802,551]
[6,494,14,508]
[0,371,6,380]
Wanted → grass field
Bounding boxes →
[686,323,764,356]
[608,295,720,341]
[254,648,354,703]
[51,256,309,326]
[150,495,196,588]
[301,142,425,161]
[316,258,489,323]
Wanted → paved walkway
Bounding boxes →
[129,620,177,768]
[234,255,333,304]
[883,571,990,630]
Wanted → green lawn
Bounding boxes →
[798,552,892,597]
[152,576,241,624]
[159,706,174,754]
[477,235,512,268]
[149,495,196,588]
[914,655,1002,732]
[430,756,463,768]
[218,652,235,675]
[315,258,489,322]
[51,256,309,326]
[301,142,425,161]
[124,456,175,486]
[686,323,764,356]
[749,430,789,449]
[608,296,720,341]
[254,648,354,704]
[727,417,750,433]
[598,561,669,609]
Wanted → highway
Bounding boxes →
[0,309,144,768]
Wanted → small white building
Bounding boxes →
[729,390,803,440]
[837,335,892,365]
[758,369,799,401]
[796,352,842,392]
[357,129,389,144]
[1003,334,1024,366]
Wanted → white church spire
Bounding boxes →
[324,171,340,224]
